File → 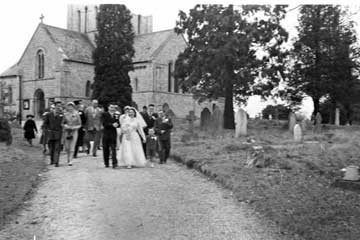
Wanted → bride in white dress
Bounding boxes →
[117,107,150,168]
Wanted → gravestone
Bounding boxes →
[200,108,211,131]
[288,112,296,132]
[211,106,223,134]
[185,110,197,134]
[293,123,302,142]
[314,112,322,132]
[335,108,340,126]
[235,108,247,137]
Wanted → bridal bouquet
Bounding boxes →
[122,124,132,141]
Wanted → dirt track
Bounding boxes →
[0,153,285,240]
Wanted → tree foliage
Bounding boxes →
[92,4,135,107]
[286,5,360,121]
[262,104,291,120]
[175,4,288,129]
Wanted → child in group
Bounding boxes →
[146,128,158,166]
[23,114,38,146]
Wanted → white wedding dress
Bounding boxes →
[117,116,147,167]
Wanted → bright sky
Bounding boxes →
[1,0,359,117]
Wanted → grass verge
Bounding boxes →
[0,126,47,228]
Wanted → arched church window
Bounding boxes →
[85,80,91,97]
[8,86,12,104]
[134,78,138,91]
[36,50,45,79]
[168,62,173,92]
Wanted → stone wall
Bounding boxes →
[62,61,94,101]
[129,62,153,92]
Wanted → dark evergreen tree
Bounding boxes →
[92,4,135,107]
[287,5,360,120]
[175,5,288,129]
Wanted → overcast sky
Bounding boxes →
[1,0,359,117]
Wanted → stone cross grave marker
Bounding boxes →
[200,108,211,131]
[235,108,247,137]
[293,123,303,142]
[288,112,296,132]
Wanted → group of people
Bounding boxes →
[23,99,173,169]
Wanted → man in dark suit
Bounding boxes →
[43,101,63,167]
[101,103,120,168]
[147,104,158,128]
[154,110,173,164]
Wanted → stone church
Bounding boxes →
[0,4,223,119]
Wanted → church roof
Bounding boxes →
[42,24,95,63]
[133,29,176,62]
[0,64,19,77]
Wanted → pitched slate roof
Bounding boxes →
[133,29,175,62]
[0,64,19,77]
[0,26,180,77]
[42,24,95,63]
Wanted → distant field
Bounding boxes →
[172,119,360,240]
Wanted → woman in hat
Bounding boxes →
[23,114,38,146]
[62,102,81,166]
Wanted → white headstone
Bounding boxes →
[293,124,302,142]
[288,112,296,132]
[335,108,340,126]
[235,108,247,137]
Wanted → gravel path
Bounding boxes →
[0,153,286,240]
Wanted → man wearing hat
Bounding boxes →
[43,101,64,167]
[23,114,38,146]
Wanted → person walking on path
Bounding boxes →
[85,99,102,157]
[101,103,119,169]
[23,114,38,146]
[62,102,81,166]
[73,101,86,158]
[43,101,63,167]
[117,107,150,168]
[146,128,158,164]
[154,110,173,164]
[39,105,54,154]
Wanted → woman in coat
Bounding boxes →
[23,114,38,146]
[62,102,81,166]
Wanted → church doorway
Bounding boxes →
[34,89,45,118]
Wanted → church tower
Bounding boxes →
[67,4,153,44]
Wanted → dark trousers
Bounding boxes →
[74,127,85,158]
[158,139,171,163]
[102,138,117,167]
[85,129,102,154]
[48,140,61,165]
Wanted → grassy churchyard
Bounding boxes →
[0,125,47,228]
[172,118,360,240]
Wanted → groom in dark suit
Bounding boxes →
[101,103,120,168]
[154,110,173,164]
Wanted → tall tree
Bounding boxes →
[92,4,135,107]
[175,5,288,129]
[287,5,359,118]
